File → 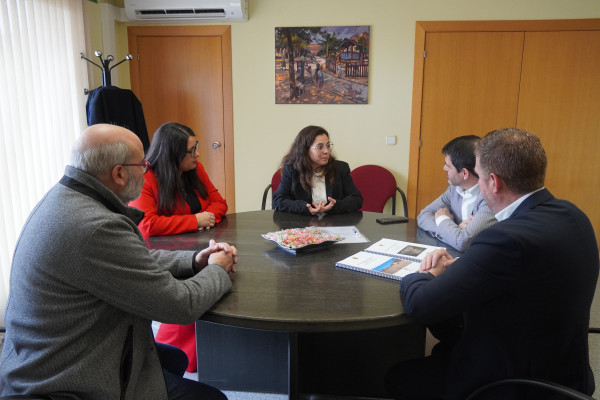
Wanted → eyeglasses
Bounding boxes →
[309,143,333,152]
[186,141,199,157]
[121,159,150,174]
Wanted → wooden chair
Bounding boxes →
[261,169,282,210]
[350,164,407,217]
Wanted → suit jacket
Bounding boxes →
[417,185,496,251]
[129,163,228,238]
[272,160,363,215]
[0,165,232,399]
[86,86,151,151]
[402,188,599,400]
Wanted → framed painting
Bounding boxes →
[275,25,370,104]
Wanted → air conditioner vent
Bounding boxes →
[137,9,225,16]
[139,9,167,15]
[125,0,247,21]
[195,9,225,14]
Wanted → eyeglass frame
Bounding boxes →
[186,141,200,157]
[121,159,150,174]
[309,142,334,152]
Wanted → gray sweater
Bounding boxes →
[0,166,232,399]
[417,185,496,252]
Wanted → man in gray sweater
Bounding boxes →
[417,135,496,252]
[0,124,237,400]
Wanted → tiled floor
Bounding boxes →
[223,390,285,400]
[183,371,286,399]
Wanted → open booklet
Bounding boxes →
[335,238,444,281]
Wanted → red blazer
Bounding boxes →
[129,163,228,237]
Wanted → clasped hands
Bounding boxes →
[419,248,456,277]
[194,239,238,276]
[307,197,336,215]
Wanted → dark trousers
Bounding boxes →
[156,342,189,377]
[163,370,227,400]
[384,349,450,400]
[156,342,227,400]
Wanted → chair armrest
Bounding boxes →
[261,184,272,210]
[394,187,408,217]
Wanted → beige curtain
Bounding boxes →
[0,0,88,327]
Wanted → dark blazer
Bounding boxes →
[401,188,599,400]
[272,160,363,215]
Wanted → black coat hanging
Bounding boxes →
[82,51,151,152]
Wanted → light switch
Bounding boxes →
[386,135,396,145]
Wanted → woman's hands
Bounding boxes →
[195,211,215,230]
[307,197,336,215]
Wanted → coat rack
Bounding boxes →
[81,50,132,93]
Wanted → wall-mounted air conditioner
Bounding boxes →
[124,0,248,22]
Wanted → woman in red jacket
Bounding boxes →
[129,122,228,372]
[130,122,227,237]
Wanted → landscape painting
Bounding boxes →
[275,25,370,104]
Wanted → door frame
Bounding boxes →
[407,18,600,218]
[128,25,235,212]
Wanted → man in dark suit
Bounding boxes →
[385,128,599,400]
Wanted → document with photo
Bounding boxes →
[364,238,443,262]
[335,251,420,281]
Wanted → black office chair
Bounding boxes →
[465,378,596,400]
[466,328,600,400]
[261,169,282,210]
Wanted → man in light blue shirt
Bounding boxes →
[417,135,496,252]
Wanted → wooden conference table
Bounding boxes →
[146,210,455,399]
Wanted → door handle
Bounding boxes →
[212,141,221,150]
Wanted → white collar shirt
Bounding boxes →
[495,187,544,222]
[458,184,480,222]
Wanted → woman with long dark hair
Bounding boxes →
[129,122,227,373]
[130,122,227,237]
[272,125,362,215]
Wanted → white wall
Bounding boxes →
[229,0,600,212]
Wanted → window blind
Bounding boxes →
[0,0,88,327]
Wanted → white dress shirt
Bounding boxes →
[311,172,327,203]
[435,184,480,225]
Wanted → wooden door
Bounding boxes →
[517,30,600,233]
[413,31,523,215]
[128,26,235,211]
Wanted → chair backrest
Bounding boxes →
[465,378,596,400]
[261,169,282,210]
[350,164,399,214]
[271,169,282,193]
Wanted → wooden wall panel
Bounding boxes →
[414,32,523,215]
[517,30,600,235]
